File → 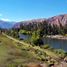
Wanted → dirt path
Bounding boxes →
[2,33,30,47]
[2,33,59,59]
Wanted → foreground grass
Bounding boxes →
[3,33,59,58]
[0,34,66,67]
[0,34,39,66]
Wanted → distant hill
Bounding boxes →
[0,20,15,29]
[0,14,67,30]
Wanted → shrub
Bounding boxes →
[54,49,66,58]
[31,31,44,46]
[42,44,50,49]
[64,34,67,36]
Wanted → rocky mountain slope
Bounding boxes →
[0,14,67,29]
[48,14,67,26]
[14,14,67,28]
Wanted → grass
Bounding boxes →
[0,34,39,66]
[0,34,66,67]
[3,33,59,59]
[64,34,67,36]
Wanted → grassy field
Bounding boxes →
[0,34,40,66]
[0,34,66,67]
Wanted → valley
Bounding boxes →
[0,0,67,67]
[0,14,67,67]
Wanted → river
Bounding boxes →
[43,38,67,51]
[19,34,67,52]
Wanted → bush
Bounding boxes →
[42,44,50,49]
[32,38,43,46]
[19,30,31,35]
[54,49,66,58]
[64,34,67,36]
[31,31,44,46]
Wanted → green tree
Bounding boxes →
[31,31,43,46]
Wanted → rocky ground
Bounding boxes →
[46,35,67,40]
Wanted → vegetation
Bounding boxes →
[41,44,50,49]
[64,34,67,36]
[31,31,43,46]
[19,20,67,35]
[3,20,67,46]
[54,49,66,58]
[19,30,31,35]
[0,33,66,67]
[0,20,67,67]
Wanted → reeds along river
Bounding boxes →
[19,34,67,52]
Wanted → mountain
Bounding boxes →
[13,14,67,28]
[13,19,47,29]
[47,14,67,26]
[1,14,66,30]
[0,20,15,29]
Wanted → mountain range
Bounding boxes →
[0,20,15,29]
[14,14,67,29]
[0,14,67,29]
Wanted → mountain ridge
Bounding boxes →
[0,20,15,29]
[0,14,67,29]
[13,14,67,28]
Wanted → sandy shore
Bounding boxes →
[45,35,67,40]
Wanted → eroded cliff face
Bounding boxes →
[47,14,67,26]
[14,14,67,29]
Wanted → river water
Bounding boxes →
[43,38,67,51]
[19,34,67,52]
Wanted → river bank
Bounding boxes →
[45,35,67,40]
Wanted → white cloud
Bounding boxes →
[0,14,11,21]
[1,18,10,21]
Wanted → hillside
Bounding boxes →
[0,20,15,29]
[0,33,66,67]
[14,14,67,28]
[0,14,67,67]
[48,14,67,26]
[0,14,67,30]
[13,14,67,36]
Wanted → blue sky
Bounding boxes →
[0,0,67,21]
